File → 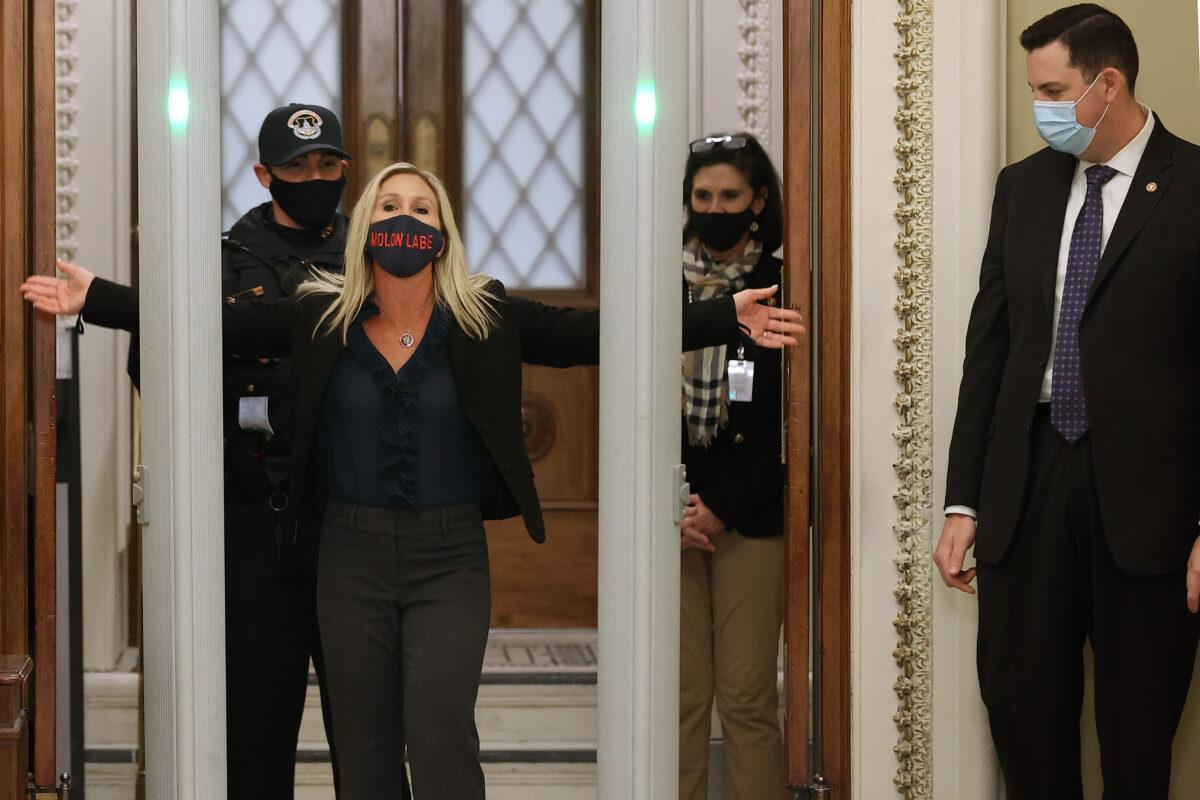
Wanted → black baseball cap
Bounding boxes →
[257,103,351,166]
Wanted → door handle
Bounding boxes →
[672,464,690,525]
[132,465,148,525]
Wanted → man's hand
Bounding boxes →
[680,494,724,552]
[1187,533,1200,613]
[732,285,804,349]
[933,513,979,594]
[20,259,95,316]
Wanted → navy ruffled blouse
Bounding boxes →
[317,301,495,509]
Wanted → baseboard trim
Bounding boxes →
[86,745,599,766]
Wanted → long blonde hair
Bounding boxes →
[298,162,497,342]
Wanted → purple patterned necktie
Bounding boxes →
[1051,163,1118,443]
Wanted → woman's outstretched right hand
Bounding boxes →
[732,284,804,348]
[21,259,95,316]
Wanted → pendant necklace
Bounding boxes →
[397,293,435,348]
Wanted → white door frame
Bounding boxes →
[137,0,227,797]
[136,0,687,795]
[597,0,688,797]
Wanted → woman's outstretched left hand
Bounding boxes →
[733,284,804,349]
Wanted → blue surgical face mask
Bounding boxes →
[1033,73,1109,156]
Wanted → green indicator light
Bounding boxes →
[168,79,190,131]
[635,83,657,130]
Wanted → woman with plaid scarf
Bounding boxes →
[678,132,792,800]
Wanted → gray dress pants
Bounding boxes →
[317,499,491,799]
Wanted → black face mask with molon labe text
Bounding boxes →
[365,214,446,278]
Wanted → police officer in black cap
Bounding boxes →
[22,102,359,798]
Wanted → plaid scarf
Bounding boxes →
[682,237,761,447]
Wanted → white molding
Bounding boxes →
[853,0,1006,797]
[853,1,911,795]
[687,0,704,138]
[136,0,227,795]
[736,0,771,145]
[54,0,80,777]
[891,0,935,795]
[768,0,783,166]
[73,0,135,673]
[597,0,687,796]
[83,672,140,749]
[55,0,79,263]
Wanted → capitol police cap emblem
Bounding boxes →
[289,109,323,140]
[258,102,351,166]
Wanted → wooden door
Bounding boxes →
[344,0,602,628]
[782,0,852,795]
[0,0,59,791]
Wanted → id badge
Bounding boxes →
[238,395,275,437]
[727,345,755,403]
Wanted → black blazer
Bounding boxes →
[80,205,349,392]
[947,115,1200,574]
[224,281,740,546]
[681,252,784,538]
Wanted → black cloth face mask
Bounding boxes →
[688,207,757,252]
[268,173,347,230]
[365,214,445,278]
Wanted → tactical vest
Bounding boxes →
[221,206,346,514]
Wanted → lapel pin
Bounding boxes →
[1146,181,1158,192]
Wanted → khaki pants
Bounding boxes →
[680,530,786,800]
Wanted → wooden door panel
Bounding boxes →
[0,0,57,788]
[486,509,597,628]
[520,365,598,502]
[342,0,400,196]
[783,0,852,794]
[487,364,599,628]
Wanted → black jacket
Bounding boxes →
[80,202,349,393]
[223,282,740,546]
[682,252,784,538]
[82,204,349,499]
[946,116,1200,573]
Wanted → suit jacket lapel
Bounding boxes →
[1037,152,1079,315]
[1087,115,1173,305]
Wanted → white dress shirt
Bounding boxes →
[946,107,1155,521]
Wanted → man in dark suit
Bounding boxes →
[933,5,1200,797]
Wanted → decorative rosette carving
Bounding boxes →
[520,392,558,463]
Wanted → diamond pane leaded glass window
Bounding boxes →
[221,0,341,230]
[462,0,586,290]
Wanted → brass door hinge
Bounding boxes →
[790,776,832,799]
[27,772,70,799]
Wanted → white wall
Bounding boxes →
[688,0,783,169]
[852,0,1006,796]
[929,0,1006,797]
[72,0,136,672]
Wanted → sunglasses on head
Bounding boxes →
[688,134,748,154]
